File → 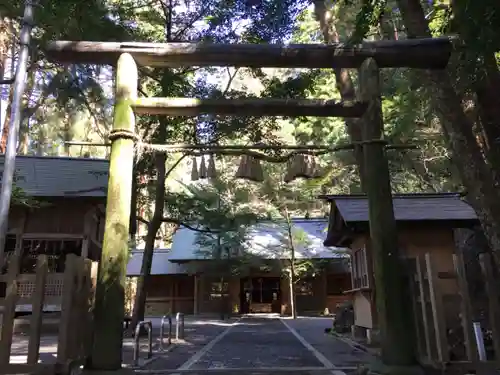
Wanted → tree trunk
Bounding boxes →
[0,16,9,149]
[219,275,226,320]
[285,209,297,319]
[288,267,297,319]
[17,120,29,155]
[0,17,15,154]
[448,1,500,172]
[396,0,500,254]
[0,90,12,153]
[130,152,167,331]
[470,61,500,203]
[313,0,366,191]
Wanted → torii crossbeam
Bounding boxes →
[45,37,454,69]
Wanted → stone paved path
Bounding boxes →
[189,317,323,370]
[140,315,361,375]
[8,316,369,374]
[137,317,238,370]
[281,317,379,368]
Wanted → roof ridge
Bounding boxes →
[131,248,171,252]
[319,192,462,200]
[173,218,328,229]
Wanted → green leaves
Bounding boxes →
[346,0,388,43]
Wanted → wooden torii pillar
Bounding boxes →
[45,37,453,370]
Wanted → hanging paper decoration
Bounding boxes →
[190,156,199,181]
[283,154,319,183]
[207,154,217,179]
[199,154,208,179]
[235,154,264,182]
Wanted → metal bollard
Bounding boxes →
[133,321,153,366]
[159,314,172,350]
[473,322,487,361]
[176,312,185,340]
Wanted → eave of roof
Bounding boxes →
[319,193,477,223]
[126,249,194,276]
[0,155,109,198]
[319,193,478,247]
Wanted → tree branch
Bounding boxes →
[220,67,239,97]
[172,4,210,41]
[165,153,187,178]
[161,217,219,233]
[137,216,219,233]
[137,216,149,225]
[139,66,163,84]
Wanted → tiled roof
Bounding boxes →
[126,249,193,276]
[321,193,477,223]
[0,155,109,197]
[168,218,349,262]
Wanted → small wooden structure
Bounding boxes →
[406,252,473,365]
[321,193,497,367]
[405,250,500,370]
[167,219,352,316]
[0,156,106,311]
[128,268,351,317]
[126,220,352,317]
[0,253,96,375]
[126,250,198,315]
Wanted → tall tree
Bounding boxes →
[127,0,310,330]
[397,0,500,253]
[339,0,500,261]
[1,1,131,157]
[191,173,262,318]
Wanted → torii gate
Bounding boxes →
[45,37,453,370]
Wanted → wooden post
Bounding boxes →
[173,277,178,313]
[405,257,425,360]
[81,211,92,259]
[415,256,432,361]
[90,53,138,370]
[479,252,500,360]
[358,57,414,365]
[85,261,99,363]
[57,254,77,363]
[14,211,27,257]
[194,274,199,315]
[0,253,20,365]
[71,257,86,359]
[453,253,477,361]
[27,255,48,365]
[425,253,449,363]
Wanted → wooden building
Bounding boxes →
[128,219,352,316]
[321,193,478,345]
[0,155,107,311]
[1,156,352,317]
[126,249,198,315]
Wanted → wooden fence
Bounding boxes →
[407,252,500,368]
[0,254,97,375]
